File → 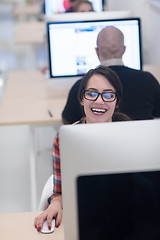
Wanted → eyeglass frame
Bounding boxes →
[82,89,117,102]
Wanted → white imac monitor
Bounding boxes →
[47,18,142,79]
[60,119,160,240]
[44,0,104,15]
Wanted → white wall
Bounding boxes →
[107,0,160,64]
[107,0,133,10]
[0,125,58,213]
[0,126,30,212]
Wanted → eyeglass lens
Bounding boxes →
[84,90,116,102]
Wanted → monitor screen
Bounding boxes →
[77,172,160,240]
[44,0,103,15]
[59,119,160,240]
[47,18,142,78]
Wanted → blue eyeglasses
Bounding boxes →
[83,90,117,102]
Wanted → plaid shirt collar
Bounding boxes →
[75,117,86,124]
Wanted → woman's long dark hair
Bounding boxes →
[78,65,130,121]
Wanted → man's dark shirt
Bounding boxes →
[62,66,160,123]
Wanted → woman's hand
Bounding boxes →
[34,196,62,231]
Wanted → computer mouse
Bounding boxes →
[40,218,55,234]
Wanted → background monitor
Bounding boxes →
[45,10,131,22]
[44,0,104,15]
[47,17,142,79]
[60,119,160,240]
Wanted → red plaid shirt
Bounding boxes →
[51,118,86,200]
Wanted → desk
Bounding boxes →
[0,71,71,211]
[0,211,64,240]
[0,71,69,125]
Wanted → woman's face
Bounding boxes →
[81,74,117,123]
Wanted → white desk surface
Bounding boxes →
[0,71,69,126]
[0,211,64,240]
[15,21,45,44]
[0,65,159,126]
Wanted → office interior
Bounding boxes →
[0,0,160,214]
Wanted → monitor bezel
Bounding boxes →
[60,119,160,240]
[47,17,142,79]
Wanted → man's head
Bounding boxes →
[74,0,94,12]
[95,27,126,62]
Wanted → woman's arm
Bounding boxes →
[34,134,62,231]
[34,195,62,231]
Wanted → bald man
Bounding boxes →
[62,26,160,123]
[95,27,125,62]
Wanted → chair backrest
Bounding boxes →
[38,174,53,211]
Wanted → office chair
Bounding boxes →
[38,174,53,211]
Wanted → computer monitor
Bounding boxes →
[47,18,142,79]
[59,119,160,240]
[44,0,104,15]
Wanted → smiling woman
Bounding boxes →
[78,65,130,123]
[34,65,130,232]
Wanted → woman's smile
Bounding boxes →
[91,107,107,114]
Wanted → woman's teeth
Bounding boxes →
[91,108,107,113]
